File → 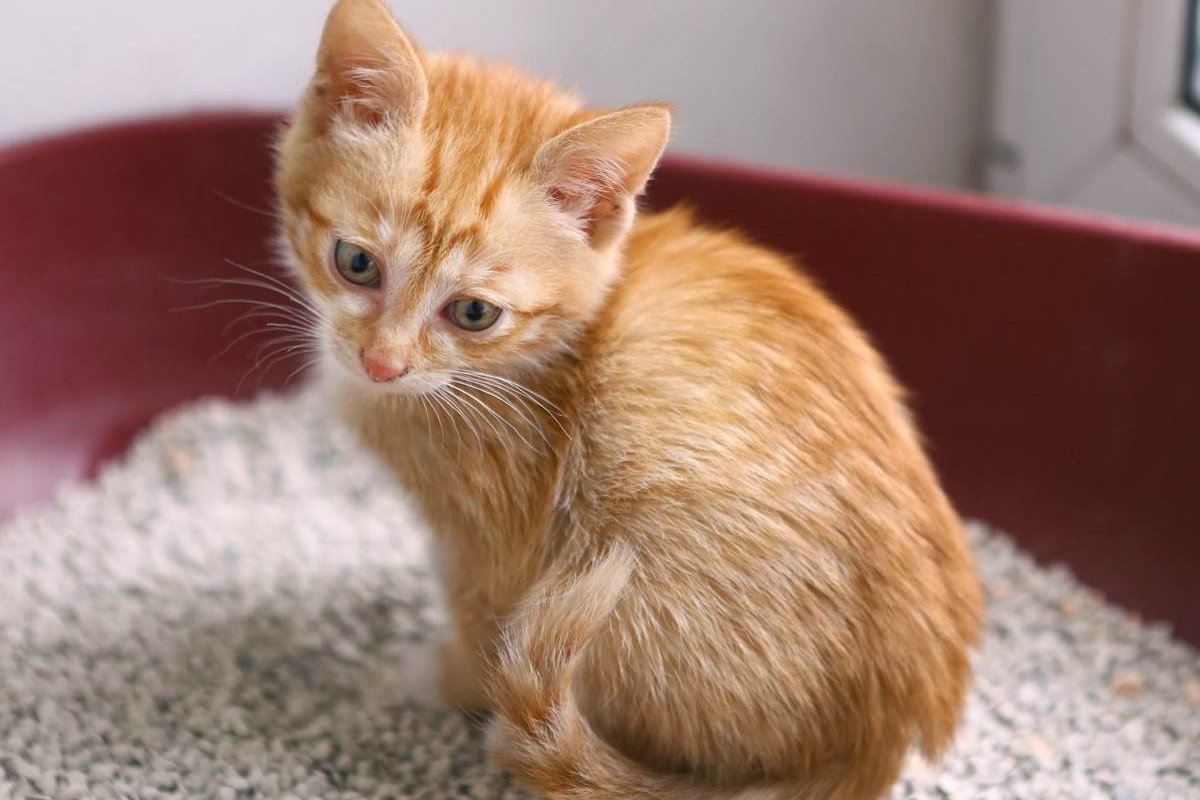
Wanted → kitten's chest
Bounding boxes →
[347,388,570,549]
[375,404,575,614]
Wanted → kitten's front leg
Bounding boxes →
[437,589,501,715]
[437,634,491,715]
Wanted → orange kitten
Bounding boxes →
[275,1,982,797]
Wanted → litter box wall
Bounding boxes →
[0,112,1197,645]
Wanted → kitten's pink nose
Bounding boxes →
[362,350,409,382]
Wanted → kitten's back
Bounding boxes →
[567,207,980,786]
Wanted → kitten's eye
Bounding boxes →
[445,298,503,332]
[334,240,381,287]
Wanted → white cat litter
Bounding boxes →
[0,386,1197,800]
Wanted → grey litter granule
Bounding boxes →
[0,386,1196,800]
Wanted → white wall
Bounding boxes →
[0,1,991,189]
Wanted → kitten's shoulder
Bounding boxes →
[596,205,850,352]
[577,204,883,429]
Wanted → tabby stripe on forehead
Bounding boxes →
[422,132,444,197]
[398,226,476,301]
[436,224,484,263]
[408,200,435,245]
[478,169,507,219]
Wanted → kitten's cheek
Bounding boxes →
[334,293,374,317]
[321,341,368,385]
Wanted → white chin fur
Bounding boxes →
[367,373,451,397]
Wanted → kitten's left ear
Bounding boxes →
[533,104,671,245]
[315,0,428,127]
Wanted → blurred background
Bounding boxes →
[3,0,1200,228]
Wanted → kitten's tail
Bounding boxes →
[486,543,810,800]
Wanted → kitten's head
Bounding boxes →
[275,0,670,394]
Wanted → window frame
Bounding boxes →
[1184,0,1200,112]
[1135,0,1200,193]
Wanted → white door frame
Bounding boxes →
[987,0,1200,227]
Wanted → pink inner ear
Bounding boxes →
[327,61,390,126]
[549,161,624,231]
[549,187,617,236]
[315,0,428,130]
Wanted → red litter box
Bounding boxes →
[1,112,1197,644]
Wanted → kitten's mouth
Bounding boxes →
[348,361,450,397]
[352,349,433,395]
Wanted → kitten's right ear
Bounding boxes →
[533,104,671,246]
[315,0,428,128]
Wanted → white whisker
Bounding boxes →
[212,189,283,221]
[426,388,462,458]
[454,369,569,437]
[445,383,510,445]
[281,355,323,388]
[436,385,484,457]
[222,259,325,316]
[451,375,549,448]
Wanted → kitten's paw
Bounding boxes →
[438,638,491,715]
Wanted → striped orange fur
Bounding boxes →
[275,2,982,798]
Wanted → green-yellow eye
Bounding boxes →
[334,240,381,287]
[446,298,502,332]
